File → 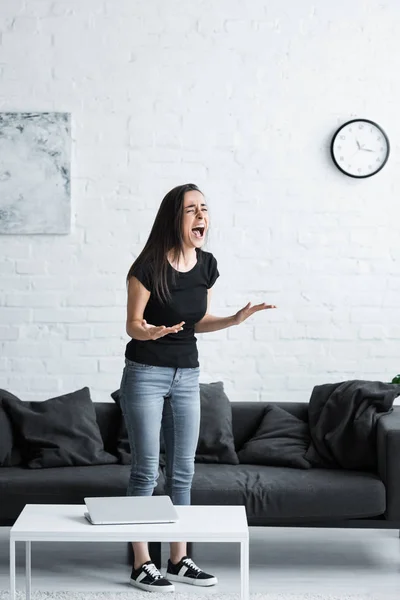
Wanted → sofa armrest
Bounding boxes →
[377,407,400,521]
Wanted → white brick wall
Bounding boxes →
[1,0,400,402]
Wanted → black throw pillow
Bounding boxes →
[0,389,22,466]
[238,404,311,469]
[2,388,118,469]
[195,382,238,464]
[111,381,239,465]
[110,389,131,465]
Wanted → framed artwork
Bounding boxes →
[0,112,71,234]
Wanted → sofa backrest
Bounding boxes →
[96,400,310,454]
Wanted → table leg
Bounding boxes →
[240,539,249,600]
[10,538,16,600]
[26,541,31,600]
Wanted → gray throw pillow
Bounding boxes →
[238,404,311,469]
[2,388,118,468]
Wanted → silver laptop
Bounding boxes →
[84,495,179,525]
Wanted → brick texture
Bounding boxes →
[0,0,399,402]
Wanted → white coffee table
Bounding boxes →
[10,503,249,600]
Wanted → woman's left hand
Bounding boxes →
[234,302,277,325]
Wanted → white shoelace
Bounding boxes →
[143,563,162,580]
[182,557,201,574]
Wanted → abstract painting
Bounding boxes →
[0,112,71,234]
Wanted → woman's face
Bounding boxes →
[181,190,209,249]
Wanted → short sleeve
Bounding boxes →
[207,254,220,289]
[130,262,153,292]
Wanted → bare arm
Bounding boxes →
[195,289,236,333]
[126,277,184,341]
[195,288,276,334]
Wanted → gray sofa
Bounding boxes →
[1,400,400,567]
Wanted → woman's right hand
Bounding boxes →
[141,319,185,340]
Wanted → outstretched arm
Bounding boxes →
[195,288,276,333]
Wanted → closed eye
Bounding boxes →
[186,208,207,214]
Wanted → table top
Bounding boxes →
[10,504,249,542]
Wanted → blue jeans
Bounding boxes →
[119,358,201,506]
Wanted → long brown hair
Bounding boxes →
[127,183,203,303]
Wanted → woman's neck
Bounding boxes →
[167,247,197,271]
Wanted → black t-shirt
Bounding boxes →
[125,248,219,368]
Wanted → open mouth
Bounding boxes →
[191,226,205,239]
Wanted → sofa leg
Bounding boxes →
[126,542,162,569]
[127,542,134,566]
[187,541,193,559]
[150,541,162,568]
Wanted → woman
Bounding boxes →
[120,183,276,593]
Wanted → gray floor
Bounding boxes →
[1,526,400,596]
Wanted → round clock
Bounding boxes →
[330,118,390,178]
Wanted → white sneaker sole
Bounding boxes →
[166,573,218,587]
[130,578,175,593]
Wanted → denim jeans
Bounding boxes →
[119,358,201,506]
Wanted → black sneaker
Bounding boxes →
[130,560,175,593]
[166,556,218,587]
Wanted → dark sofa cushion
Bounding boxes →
[238,404,311,469]
[2,388,118,469]
[111,381,238,465]
[93,402,121,457]
[110,390,131,464]
[0,390,22,467]
[0,464,165,522]
[195,382,238,464]
[190,463,385,522]
[231,401,308,452]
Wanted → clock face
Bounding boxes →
[331,119,390,178]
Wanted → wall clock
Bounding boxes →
[330,119,390,178]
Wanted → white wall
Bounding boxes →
[1,0,400,403]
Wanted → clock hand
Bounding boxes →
[356,139,361,150]
[360,148,375,152]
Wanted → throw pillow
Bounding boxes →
[110,389,131,465]
[195,381,239,464]
[111,381,239,465]
[2,387,118,469]
[0,389,22,467]
[238,404,311,469]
